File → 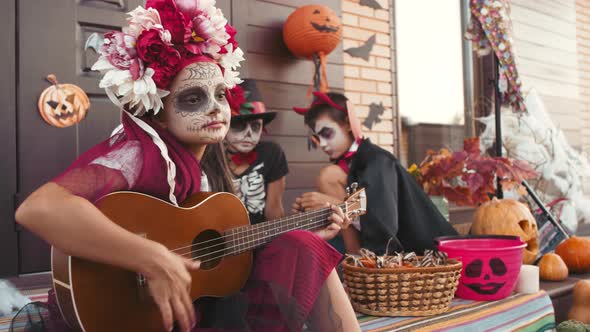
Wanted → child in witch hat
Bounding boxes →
[225,79,289,225]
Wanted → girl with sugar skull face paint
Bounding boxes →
[224,79,289,225]
[293,92,457,256]
[13,2,359,332]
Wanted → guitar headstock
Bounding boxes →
[344,183,366,219]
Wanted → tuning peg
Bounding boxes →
[346,186,351,196]
[351,183,358,192]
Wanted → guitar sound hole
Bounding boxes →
[192,230,225,270]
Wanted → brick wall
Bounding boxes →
[341,0,397,154]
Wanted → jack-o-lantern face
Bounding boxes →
[38,75,90,128]
[463,257,508,295]
[283,5,342,58]
[472,199,539,264]
[310,8,340,33]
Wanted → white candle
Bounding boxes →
[515,265,539,294]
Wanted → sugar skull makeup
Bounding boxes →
[162,62,230,145]
[313,113,353,160]
[225,118,263,154]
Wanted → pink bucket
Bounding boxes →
[435,235,526,301]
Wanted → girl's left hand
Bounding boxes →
[314,203,351,241]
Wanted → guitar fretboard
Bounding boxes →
[225,202,347,255]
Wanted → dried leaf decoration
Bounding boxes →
[410,137,537,206]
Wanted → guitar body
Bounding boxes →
[51,191,252,332]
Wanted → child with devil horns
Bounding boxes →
[224,79,289,225]
[292,92,458,255]
[13,1,360,331]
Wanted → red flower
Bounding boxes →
[149,62,177,89]
[146,0,191,44]
[220,24,238,54]
[227,85,246,115]
[136,29,181,88]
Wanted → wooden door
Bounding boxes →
[4,0,229,276]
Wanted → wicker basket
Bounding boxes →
[341,257,462,316]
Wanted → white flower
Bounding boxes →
[124,6,171,44]
[95,64,169,116]
[223,68,243,88]
[219,44,244,70]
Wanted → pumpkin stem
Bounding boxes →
[46,74,59,86]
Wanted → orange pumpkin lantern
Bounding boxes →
[38,74,90,128]
[472,198,539,264]
[283,5,342,92]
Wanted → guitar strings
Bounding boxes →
[188,217,335,264]
[170,202,347,255]
[178,209,336,259]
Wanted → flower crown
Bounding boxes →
[91,0,244,116]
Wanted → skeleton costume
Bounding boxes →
[226,79,289,225]
[13,2,341,331]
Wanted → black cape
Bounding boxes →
[347,139,457,255]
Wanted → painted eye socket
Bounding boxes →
[465,259,483,278]
[250,121,262,133]
[490,258,507,276]
[230,120,247,131]
[317,127,335,140]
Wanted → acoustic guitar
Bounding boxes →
[51,186,366,332]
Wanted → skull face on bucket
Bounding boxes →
[463,257,508,295]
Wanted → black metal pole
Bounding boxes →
[492,53,503,199]
[522,180,570,239]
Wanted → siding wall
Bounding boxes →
[511,0,585,150]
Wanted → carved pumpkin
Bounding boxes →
[568,280,590,323]
[472,198,539,264]
[38,74,90,128]
[538,253,568,281]
[283,5,342,58]
[555,236,590,273]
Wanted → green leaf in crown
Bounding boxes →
[240,102,255,115]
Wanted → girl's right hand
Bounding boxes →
[144,244,201,332]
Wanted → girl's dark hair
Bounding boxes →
[303,92,349,129]
[201,142,235,194]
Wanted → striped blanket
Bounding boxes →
[358,291,555,331]
[2,290,554,332]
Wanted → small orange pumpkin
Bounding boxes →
[472,198,539,264]
[568,279,590,323]
[555,236,590,273]
[38,74,90,128]
[283,5,342,59]
[538,253,568,281]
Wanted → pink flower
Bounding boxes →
[220,24,238,54]
[100,31,144,80]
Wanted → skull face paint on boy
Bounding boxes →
[161,62,230,145]
[225,119,263,154]
[312,113,353,160]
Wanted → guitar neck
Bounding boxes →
[227,202,346,255]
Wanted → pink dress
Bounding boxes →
[14,113,341,332]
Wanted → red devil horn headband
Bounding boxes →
[293,91,346,115]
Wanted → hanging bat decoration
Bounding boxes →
[362,102,385,130]
[344,34,376,61]
[85,32,105,53]
[359,0,383,10]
